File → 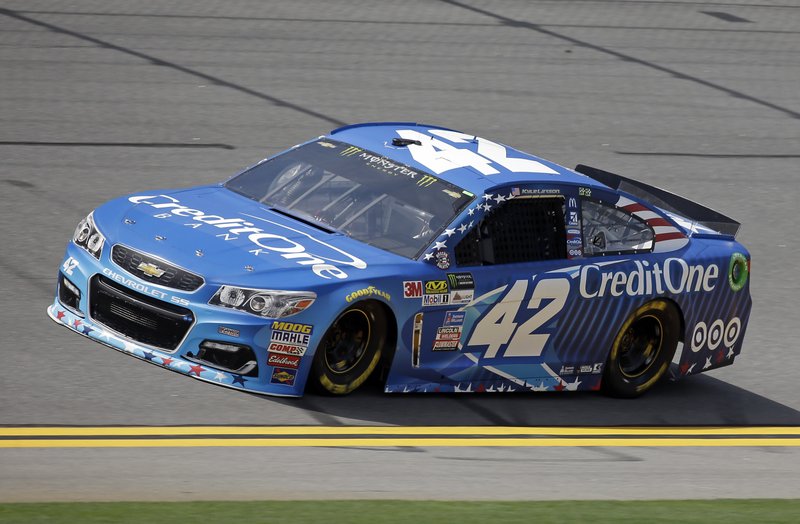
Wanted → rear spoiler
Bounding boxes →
[575,164,741,238]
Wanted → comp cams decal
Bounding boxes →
[127,194,367,279]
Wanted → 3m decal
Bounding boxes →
[403,281,423,298]
[468,278,570,359]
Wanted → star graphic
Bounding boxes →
[715,350,726,363]
[188,364,205,376]
[482,203,492,212]
[56,310,66,321]
[423,252,434,261]
[172,360,187,369]
[590,381,602,391]
[161,357,174,366]
[482,193,493,201]
[458,223,468,233]
[231,374,247,387]
[565,378,582,391]
[73,319,82,329]
[81,324,94,335]
[142,350,157,362]
[468,207,475,216]
[432,241,447,250]
[493,194,506,204]
[468,221,474,228]
[214,372,228,382]
[441,228,456,237]
[553,382,566,392]
[703,356,713,370]
[680,362,690,375]
[727,347,735,359]
[97,329,112,342]
[530,382,548,392]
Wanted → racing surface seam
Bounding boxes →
[0,8,347,128]
[439,0,800,120]
[13,10,800,34]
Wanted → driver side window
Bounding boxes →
[582,200,654,256]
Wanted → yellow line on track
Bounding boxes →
[1,437,799,448]
[2,426,799,437]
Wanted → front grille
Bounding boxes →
[111,244,204,292]
[89,275,194,351]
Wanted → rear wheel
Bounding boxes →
[602,300,680,398]
[311,301,386,395]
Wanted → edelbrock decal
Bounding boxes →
[128,195,366,279]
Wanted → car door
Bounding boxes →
[421,185,583,389]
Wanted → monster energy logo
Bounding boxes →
[340,146,362,157]
[417,174,437,187]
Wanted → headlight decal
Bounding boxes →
[73,212,105,259]
[209,286,316,318]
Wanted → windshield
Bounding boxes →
[225,139,474,258]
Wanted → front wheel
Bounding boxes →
[311,302,386,395]
[602,300,680,398]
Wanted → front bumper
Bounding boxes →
[49,243,311,397]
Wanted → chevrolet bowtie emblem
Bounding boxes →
[137,261,166,278]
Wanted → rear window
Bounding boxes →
[226,139,474,258]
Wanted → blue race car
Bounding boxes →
[48,123,751,397]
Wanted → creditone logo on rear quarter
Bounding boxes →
[127,194,367,279]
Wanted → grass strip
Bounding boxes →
[1,499,799,523]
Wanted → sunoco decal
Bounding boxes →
[128,194,367,279]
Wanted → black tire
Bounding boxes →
[311,301,386,395]
[602,300,680,398]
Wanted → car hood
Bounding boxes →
[92,185,404,288]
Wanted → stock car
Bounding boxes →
[48,122,752,397]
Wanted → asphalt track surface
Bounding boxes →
[1,0,799,502]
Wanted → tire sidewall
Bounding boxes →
[603,300,680,398]
[311,301,387,395]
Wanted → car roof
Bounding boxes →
[328,122,607,195]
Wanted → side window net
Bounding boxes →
[582,199,654,256]
[454,197,566,266]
